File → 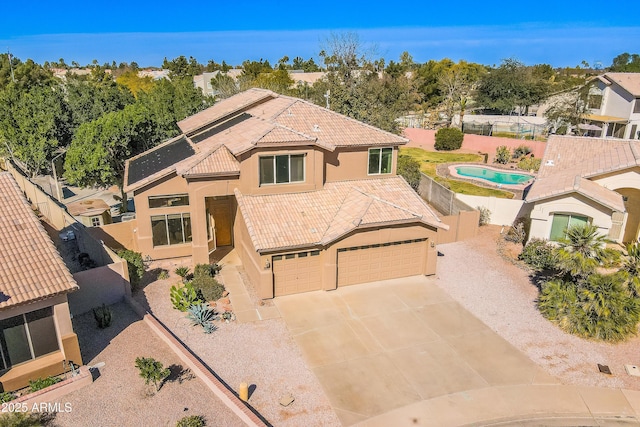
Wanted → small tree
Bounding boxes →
[554,224,618,280]
[434,127,464,151]
[397,155,422,190]
[494,146,511,164]
[117,249,145,289]
[135,357,170,392]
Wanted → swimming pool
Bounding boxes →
[454,166,533,185]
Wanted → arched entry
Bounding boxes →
[617,188,640,243]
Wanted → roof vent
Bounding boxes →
[312,124,320,132]
[545,159,555,166]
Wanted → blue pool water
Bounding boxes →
[455,166,533,185]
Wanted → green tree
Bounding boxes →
[621,242,640,298]
[162,55,203,79]
[0,84,72,176]
[476,58,551,114]
[438,61,485,127]
[63,103,154,211]
[397,155,422,190]
[609,53,640,72]
[210,72,238,99]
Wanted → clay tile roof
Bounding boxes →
[603,73,640,97]
[177,88,276,135]
[526,135,635,210]
[0,173,78,309]
[67,199,110,217]
[235,176,446,252]
[178,145,240,177]
[256,125,316,145]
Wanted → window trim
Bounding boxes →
[367,147,393,175]
[148,194,190,209]
[634,99,640,114]
[0,307,59,372]
[259,154,306,186]
[150,212,192,247]
[90,216,102,227]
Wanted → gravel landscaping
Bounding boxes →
[436,225,640,391]
[54,303,242,427]
[133,263,340,427]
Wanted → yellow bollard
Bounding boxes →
[239,382,249,401]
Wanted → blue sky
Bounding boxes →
[1,1,639,68]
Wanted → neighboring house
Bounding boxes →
[583,73,640,139]
[526,135,640,243]
[0,172,82,392]
[193,71,326,97]
[67,199,112,227]
[124,89,447,299]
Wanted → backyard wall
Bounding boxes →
[68,260,131,316]
[417,173,475,216]
[456,194,533,226]
[403,128,547,159]
[438,210,480,244]
[88,220,138,252]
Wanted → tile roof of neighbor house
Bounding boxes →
[603,72,640,97]
[124,88,408,191]
[235,176,447,252]
[67,199,110,217]
[0,173,78,309]
[525,135,639,211]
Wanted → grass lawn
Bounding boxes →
[399,147,514,199]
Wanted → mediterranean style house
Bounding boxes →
[0,172,82,392]
[123,89,447,299]
[583,72,640,139]
[526,135,640,243]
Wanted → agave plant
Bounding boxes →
[174,266,191,280]
[187,303,218,334]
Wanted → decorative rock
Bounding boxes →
[279,394,295,407]
[222,290,229,297]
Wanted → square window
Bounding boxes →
[368,147,393,174]
[260,154,305,185]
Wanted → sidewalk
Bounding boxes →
[217,250,280,323]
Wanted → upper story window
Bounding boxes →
[0,307,59,371]
[259,154,305,185]
[634,99,640,114]
[368,147,393,175]
[148,194,189,209]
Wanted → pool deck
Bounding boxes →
[447,164,535,190]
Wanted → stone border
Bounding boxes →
[125,296,269,427]
[13,366,92,407]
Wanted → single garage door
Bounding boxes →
[337,238,427,286]
[273,250,322,296]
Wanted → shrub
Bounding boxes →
[494,145,511,164]
[170,282,203,312]
[177,415,206,427]
[174,267,190,279]
[520,239,556,270]
[477,206,491,226]
[513,145,531,158]
[117,249,145,289]
[157,269,170,280]
[434,128,464,151]
[93,304,112,329]
[28,376,62,393]
[191,275,225,302]
[193,263,220,278]
[0,412,53,427]
[187,303,218,334]
[539,274,640,342]
[397,155,422,190]
[504,217,529,245]
[135,357,170,391]
[0,392,15,404]
[517,156,541,172]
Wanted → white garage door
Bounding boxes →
[337,239,427,287]
[273,250,322,296]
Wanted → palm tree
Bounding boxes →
[554,224,619,280]
[621,242,640,298]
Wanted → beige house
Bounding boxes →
[583,73,640,139]
[526,135,640,243]
[0,172,82,392]
[67,199,112,227]
[124,89,447,299]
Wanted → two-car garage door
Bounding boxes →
[337,238,427,286]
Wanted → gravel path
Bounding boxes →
[54,303,242,427]
[435,225,640,390]
[134,268,339,427]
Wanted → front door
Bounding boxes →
[208,197,232,247]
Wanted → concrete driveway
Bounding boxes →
[274,275,557,426]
